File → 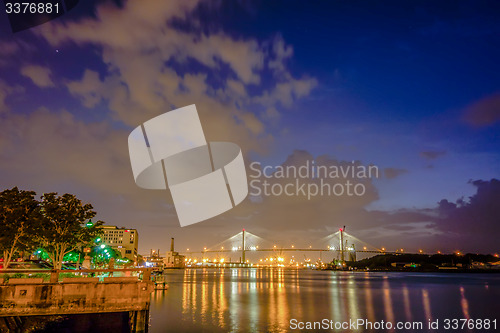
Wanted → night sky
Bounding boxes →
[0,0,499,255]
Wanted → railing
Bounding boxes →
[1,268,152,283]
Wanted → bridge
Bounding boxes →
[181,228,429,267]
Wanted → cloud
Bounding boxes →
[0,41,19,56]
[462,93,500,127]
[420,150,446,160]
[436,179,500,252]
[20,65,55,88]
[383,168,408,179]
[0,106,178,224]
[0,79,24,113]
[34,0,316,154]
[213,150,381,235]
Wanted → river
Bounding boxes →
[149,269,499,332]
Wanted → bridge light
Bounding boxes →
[221,247,224,250]
[232,247,238,251]
[400,248,404,252]
[250,246,256,251]
[187,248,189,251]
[273,245,276,248]
[220,258,224,263]
[204,247,207,250]
[419,249,423,253]
[363,246,367,250]
[381,247,385,251]
[291,245,294,248]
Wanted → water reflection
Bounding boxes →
[150,269,500,333]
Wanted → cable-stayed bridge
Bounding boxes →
[181,228,422,266]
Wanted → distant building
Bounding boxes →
[164,238,185,268]
[144,249,164,269]
[100,226,139,263]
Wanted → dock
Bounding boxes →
[0,268,154,332]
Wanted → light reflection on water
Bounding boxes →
[149,269,499,333]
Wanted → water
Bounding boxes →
[150,269,500,332]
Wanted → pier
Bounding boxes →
[0,268,154,332]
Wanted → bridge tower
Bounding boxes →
[242,229,246,263]
[339,227,344,263]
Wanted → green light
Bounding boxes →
[100,244,105,249]
[96,238,101,242]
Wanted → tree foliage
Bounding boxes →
[0,187,41,269]
[36,193,103,270]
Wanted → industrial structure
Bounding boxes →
[164,238,185,268]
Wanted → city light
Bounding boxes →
[100,244,105,249]
[232,247,238,251]
[250,246,257,251]
[419,249,423,253]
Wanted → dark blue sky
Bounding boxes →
[0,0,499,253]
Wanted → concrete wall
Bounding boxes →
[0,279,153,317]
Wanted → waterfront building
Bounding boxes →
[100,226,139,264]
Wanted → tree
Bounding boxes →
[0,187,41,270]
[37,193,103,270]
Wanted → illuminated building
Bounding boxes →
[100,225,139,263]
